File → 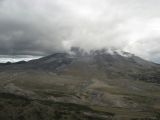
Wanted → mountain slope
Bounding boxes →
[0,49,160,120]
[23,49,160,83]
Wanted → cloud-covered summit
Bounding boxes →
[0,0,160,62]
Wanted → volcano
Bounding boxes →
[0,48,160,120]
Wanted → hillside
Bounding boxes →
[0,49,160,120]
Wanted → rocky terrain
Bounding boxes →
[0,48,160,120]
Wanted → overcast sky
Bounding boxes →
[0,0,160,63]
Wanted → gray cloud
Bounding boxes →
[0,0,160,62]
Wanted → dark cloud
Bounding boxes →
[0,0,160,62]
[0,0,70,55]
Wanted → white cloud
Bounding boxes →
[0,55,42,63]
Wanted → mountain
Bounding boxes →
[3,48,159,83]
[0,48,160,120]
